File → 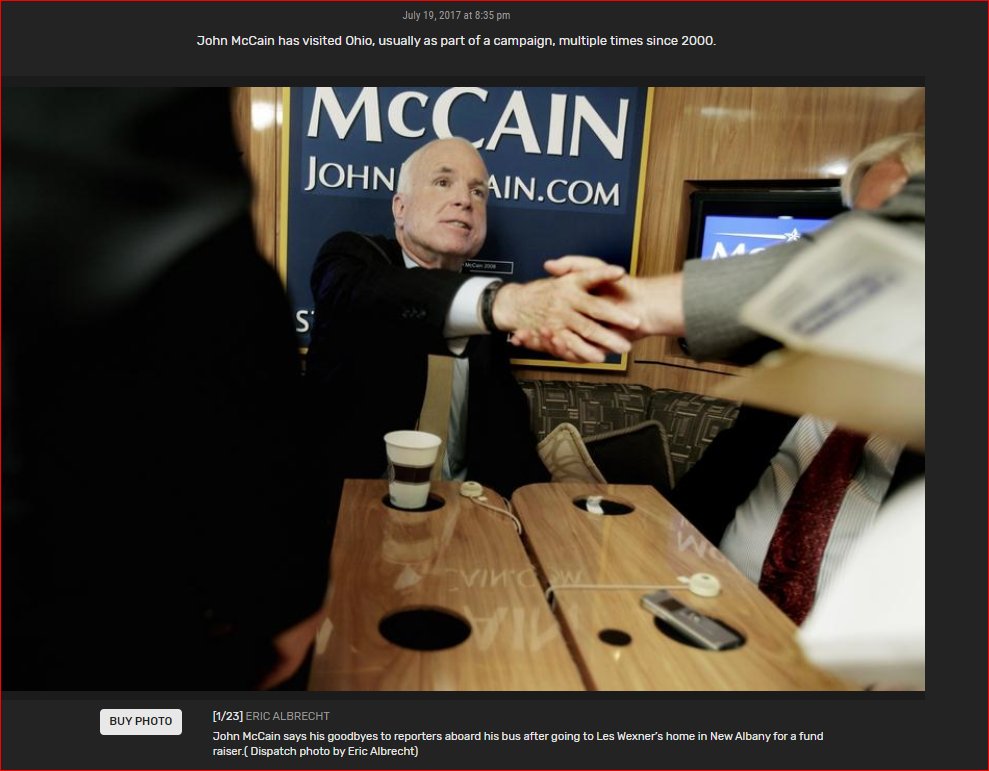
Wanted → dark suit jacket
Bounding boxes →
[669,406,925,546]
[305,232,549,511]
[4,89,329,689]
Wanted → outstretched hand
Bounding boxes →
[542,255,616,278]
[491,261,639,363]
[511,256,686,359]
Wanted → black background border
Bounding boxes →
[2,2,986,769]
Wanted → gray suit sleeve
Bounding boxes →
[682,174,926,364]
[683,241,801,363]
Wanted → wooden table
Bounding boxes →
[512,483,851,690]
[307,479,584,690]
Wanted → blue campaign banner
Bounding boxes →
[279,86,652,369]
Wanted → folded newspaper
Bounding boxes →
[716,217,925,449]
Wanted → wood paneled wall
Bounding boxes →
[232,87,282,266]
[232,86,925,395]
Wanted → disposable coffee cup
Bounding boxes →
[383,430,442,510]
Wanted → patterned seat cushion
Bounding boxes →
[646,389,740,483]
[519,380,653,440]
[519,380,739,484]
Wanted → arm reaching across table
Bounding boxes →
[508,256,684,361]
[492,261,641,363]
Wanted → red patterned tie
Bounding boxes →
[758,427,867,625]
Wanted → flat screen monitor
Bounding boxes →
[685,186,847,261]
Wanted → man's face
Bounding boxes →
[393,139,489,270]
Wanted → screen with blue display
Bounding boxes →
[698,214,833,260]
[685,187,846,262]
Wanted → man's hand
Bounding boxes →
[532,256,687,348]
[256,609,325,690]
[490,262,640,363]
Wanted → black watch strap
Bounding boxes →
[479,280,504,333]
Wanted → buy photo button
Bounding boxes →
[100,709,182,735]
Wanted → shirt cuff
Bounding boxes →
[445,276,500,340]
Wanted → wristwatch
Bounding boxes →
[479,280,504,333]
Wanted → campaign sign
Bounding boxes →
[279,86,652,369]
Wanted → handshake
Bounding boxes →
[490,256,686,363]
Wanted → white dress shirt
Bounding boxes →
[718,415,903,605]
[402,253,499,480]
